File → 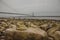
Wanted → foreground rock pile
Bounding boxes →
[0,18,60,40]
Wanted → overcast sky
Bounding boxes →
[0,0,60,16]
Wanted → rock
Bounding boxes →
[5,27,47,40]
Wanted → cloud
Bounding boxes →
[1,0,60,14]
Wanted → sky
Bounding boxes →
[0,0,60,16]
